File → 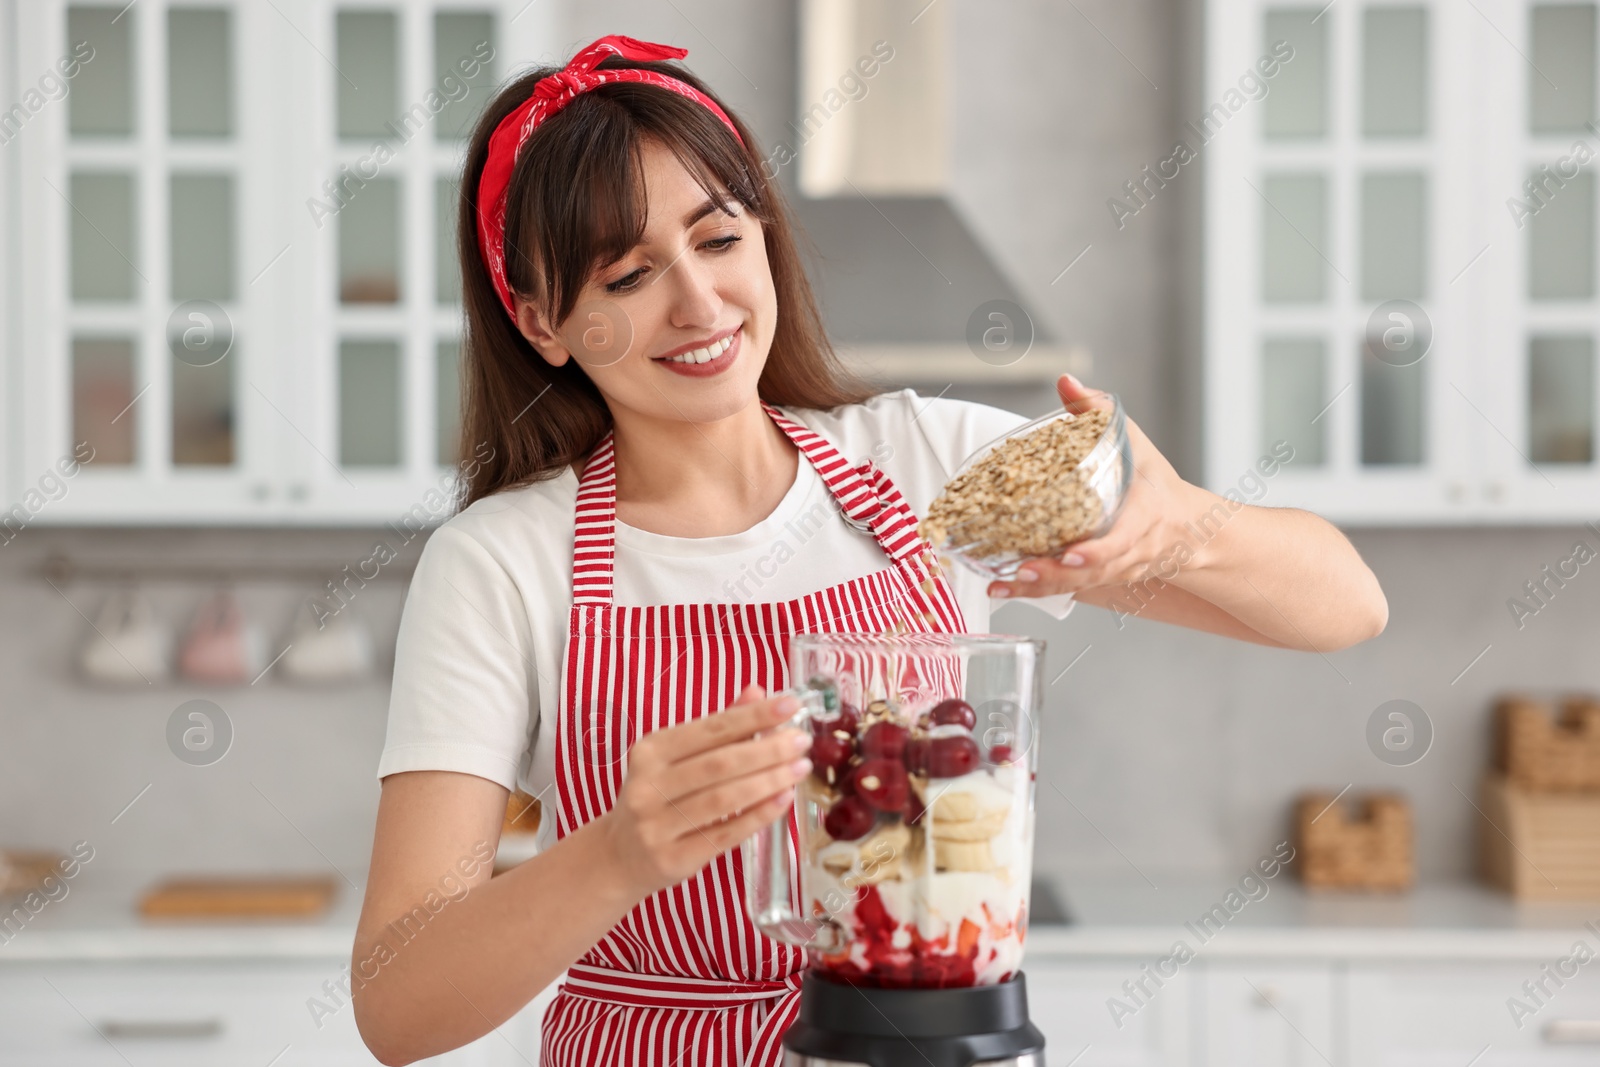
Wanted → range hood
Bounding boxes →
[792,0,1087,387]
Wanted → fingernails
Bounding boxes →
[1061,552,1085,566]
[1016,569,1038,582]
[1066,373,1083,389]
[991,586,1011,598]
[791,758,813,775]
[774,696,799,716]
[790,729,813,750]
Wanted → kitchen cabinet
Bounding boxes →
[1204,0,1600,523]
[1199,965,1338,1067]
[0,960,556,1065]
[5,0,557,524]
[1025,961,1193,1066]
[1347,962,1600,1065]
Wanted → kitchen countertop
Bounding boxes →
[4,874,1600,964]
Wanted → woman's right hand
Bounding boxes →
[599,685,813,899]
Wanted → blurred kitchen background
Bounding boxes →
[7,0,1600,1063]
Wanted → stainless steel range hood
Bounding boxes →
[792,0,1088,389]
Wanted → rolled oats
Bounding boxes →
[922,407,1113,559]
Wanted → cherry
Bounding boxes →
[823,795,876,841]
[987,743,1015,766]
[928,699,976,730]
[812,703,861,740]
[926,735,981,778]
[849,758,910,812]
[860,722,909,760]
[903,736,929,775]
[809,731,854,786]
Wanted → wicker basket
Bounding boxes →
[1293,791,1413,891]
[1494,695,1600,792]
[1479,772,1600,899]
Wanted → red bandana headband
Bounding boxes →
[475,34,745,323]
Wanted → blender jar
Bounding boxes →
[744,633,1044,989]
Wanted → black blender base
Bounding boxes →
[781,972,1046,1067]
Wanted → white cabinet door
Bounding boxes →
[0,960,375,1065]
[1199,964,1338,1067]
[1349,962,1600,1066]
[1471,0,1600,522]
[1024,961,1192,1066]
[0,960,560,1066]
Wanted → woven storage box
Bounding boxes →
[1479,772,1600,899]
[1294,791,1413,890]
[1494,695,1600,792]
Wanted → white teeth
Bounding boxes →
[662,331,735,364]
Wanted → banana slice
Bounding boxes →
[929,810,1009,841]
[934,837,998,872]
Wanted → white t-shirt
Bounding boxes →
[376,389,1074,850]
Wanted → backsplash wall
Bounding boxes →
[2,524,1597,887]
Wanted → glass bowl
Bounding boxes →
[923,392,1133,581]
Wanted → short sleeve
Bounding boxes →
[377,523,537,791]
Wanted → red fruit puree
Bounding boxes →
[812,885,1028,989]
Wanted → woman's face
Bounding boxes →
[515,137,776,428]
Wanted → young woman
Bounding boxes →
[353,35,1387,1067]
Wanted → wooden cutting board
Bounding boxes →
[139,876,338,919]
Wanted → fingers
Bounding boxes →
[637,688,797,766]
[1055,373,1114,413]
[654,725,811,803]
[697,791,796,855]
[663,759,810,834]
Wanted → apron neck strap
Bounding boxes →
[570,402,925,607]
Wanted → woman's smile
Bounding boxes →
[652,324,742,377]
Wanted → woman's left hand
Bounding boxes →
[988,374,1206,601]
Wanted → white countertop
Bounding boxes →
[4,874,1599,964]
[1028,877,1600,961]
[0,875,367,963]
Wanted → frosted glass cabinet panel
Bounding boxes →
[69,172,138,301]
[337,11,400,140]
[1528,336,1595,464]
[1261,339,1327,466]
[66,6,133,136]
[339,179,403,304]
[1362,7,1428,137]
[1527,171,1595,300]
[1360,173,1427,300]
[167,8,232,138]
[1529,3,1596,133]
[170,174,235,301]
[72,339,137,466]
[339,341,403,468]
[1261,174,1327,302]
[1263,10,1326,138]
[11,0,543,523]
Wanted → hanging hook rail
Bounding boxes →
[35,552,420,586]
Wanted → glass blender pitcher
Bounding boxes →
[745,633,1048,1066]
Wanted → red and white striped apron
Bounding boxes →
[540,401,971,1067]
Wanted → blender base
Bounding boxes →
[780,971,1046,1067]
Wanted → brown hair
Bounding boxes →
[453,52,878,510]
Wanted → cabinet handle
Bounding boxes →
[98,1017,224,1040]
[1544,1019,1600,1044]
[1446,482,1467,503]
[1483,481,1506,502]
